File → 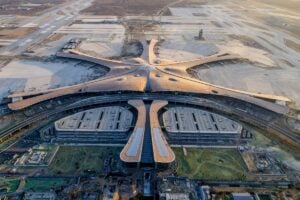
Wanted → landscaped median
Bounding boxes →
[49,146,121,175]
[0,178,20,194]
[173,148,248,180]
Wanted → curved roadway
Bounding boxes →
[1,93,299,147]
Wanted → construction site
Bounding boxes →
[0,0,300,199]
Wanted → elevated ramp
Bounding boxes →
[120,100,146,164]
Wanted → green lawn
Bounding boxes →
[174,148,248,180]
[49,146,121,175]
[24,178,69,191]
[258,194,273,200]
[0,178,20,194]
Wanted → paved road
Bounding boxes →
[0,0,93,56]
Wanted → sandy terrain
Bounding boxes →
[161,4,300,108]
[195,62,300,108]
[55,24,125,35]
[51,20,126,58]
[0,59,106,100]
[0,27,36,40]
[158,41,218,61]
[228,0,300,40]
[0,0,298,110]
[82,0,179,16]
[31,34,75,57]
[218,40,275,67]
[78,41,123,58]
[0,0,66,15]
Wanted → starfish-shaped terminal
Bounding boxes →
[8,39,290,114]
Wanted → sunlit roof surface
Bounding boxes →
[126,127,144,157]
[152,128,168,157]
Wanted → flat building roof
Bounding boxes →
[55,106,133,132]
[163,107,242,134]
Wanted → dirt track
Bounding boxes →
[0,27,36,40]
[0,0,66,15]
[82,0,183,16]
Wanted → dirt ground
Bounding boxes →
[254,0,300,13]
[284,38,300,53]
[82,0,183,16]
[229,0,300,40]
[0,0,66,15]
[242,152,256,173]
[40,33,65,44]
[0,27,36,40]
